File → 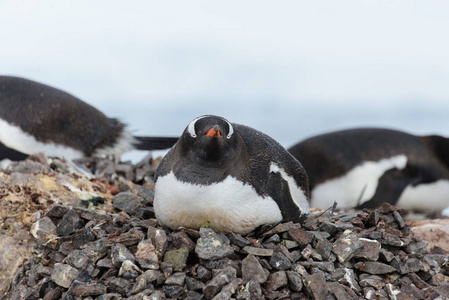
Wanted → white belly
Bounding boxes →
[153,171,283,234]
[310,155,407,209]
[0,119,83,160]
[397,179,449,212]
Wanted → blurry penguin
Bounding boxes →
[288,128,449,213]
[0,76,178,161]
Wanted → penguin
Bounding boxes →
[153,115,309,234]
[0,76,178,161]
[288,128,449,212]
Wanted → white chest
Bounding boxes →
[153,171,283,234]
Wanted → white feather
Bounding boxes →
[154,171,283,234]
[310,155,408,209]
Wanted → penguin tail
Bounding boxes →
[132,136,178,150]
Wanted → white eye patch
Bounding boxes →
[187,115,234,139]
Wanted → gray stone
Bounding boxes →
[405,241,428,254]
[109,228,145,246]
[302,272,329,300]
[195,227,234,260]
[56,209,84,236]
[286,271,303,292]
[241,246,274,256]
[354,238,381,261]
[197,265,212,282]
[66,249,89,269]
[51,263,80,288]
[245,277,263,299]
[332,230,364,263]
[148,226,168,259]
[135,239,159,269]
[242,254,269,284]
[309,261,335,273]
[315,238,333,261]
[212,278,241,300]
[97,258,114,268]
[165,272,186,286]
[265,271,288,291]
[96,293,123,300]
[359,274,385,290]
[291,263,308,276]
[203,266,237,299]
[186,276,206,291]
[301,244,322,261]
[269,252,292,270]
[391,257,423,274]
[163,247,189,269]
[112,191,145,215]
[71,283,107,296]
[110,277,130,296]
[119,260,142,279]
[327,282,359,300]
[171,231,196,252]
[162,285,184,298]
[309,230,331,240]
[30,217,56,240]
[354,261,396,274]
[379,248,395,262]
[287,228,315,248]
[111,243,135,267]
[338,268,361,292]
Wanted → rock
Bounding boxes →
[359,274,385,290]
[265,271,288,291]
[315,238,333,260]
[163,247,189,269]
[71,283,107,296]
[228,233,250,248]
[286,271,303,292]
[66,249,89,269]
[391,257,423,274]
[135,239,159,269]
[354,261,396,274]
[113,191,145,215]
[287,228,315,248]
[30,217,56,239]
[51,263,80,288]
[109,228,145,246]
[242,254,269,284]
[187,276,206,291]
[171,231,196,252]
[197,265,212,282]
[147,226,168,259]
[269,252,292,271]
[111,243,135,267]
[110,277,130,295]
[212,278,241,300]
[119,260,142,279]
[203,266,237,299]
[332,230,364,263]
[165,272,186,286]
[354,238,381,261]
[56,209,85,236]
[195,227,234,260]
[302,272,329,300]
[241,246,274,256]
[162,285,184,298]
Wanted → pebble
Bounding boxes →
[4,155,449,299]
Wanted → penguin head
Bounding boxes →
[180,115,238,162]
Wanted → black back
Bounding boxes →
[0,76,125,156]
[156,115,309,222]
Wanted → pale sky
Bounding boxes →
[1,1,448,161]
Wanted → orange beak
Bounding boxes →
[205,127,222,137]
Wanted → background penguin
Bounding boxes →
[288,128,449,212]
[0,76,178,161]
[153,115,309,234]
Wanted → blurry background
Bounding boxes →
[1,1,448,162]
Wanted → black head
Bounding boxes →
[179,115,238,164]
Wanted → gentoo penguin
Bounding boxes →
[153,115,309,234]
[288,128,449,212]
[0,76,178,161]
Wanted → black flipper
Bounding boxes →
[0,142,29,161]
[132,136,179,151]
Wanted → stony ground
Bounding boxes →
[1,154,449,299]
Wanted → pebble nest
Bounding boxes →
[2,154,449,299]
